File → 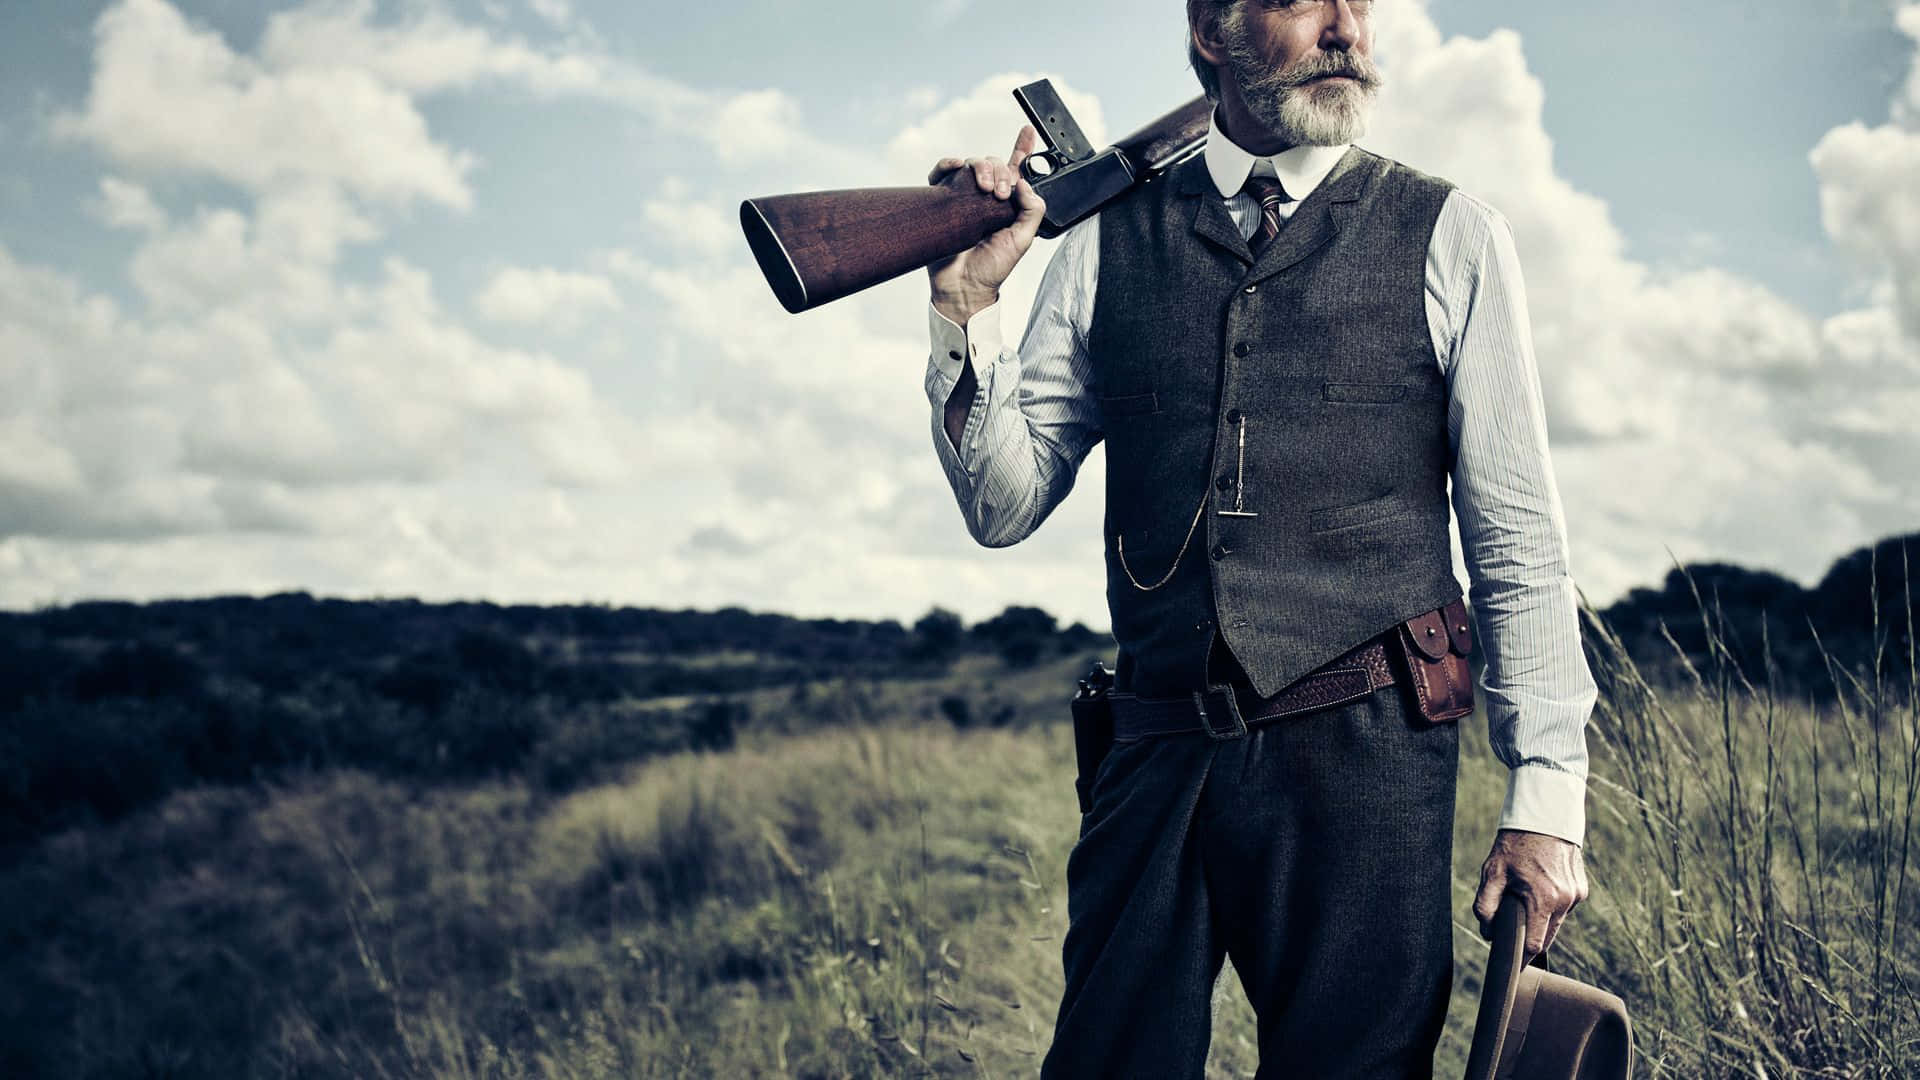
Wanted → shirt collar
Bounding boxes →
[1202,105,1351,201]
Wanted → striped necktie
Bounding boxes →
[1242,174,1294,256]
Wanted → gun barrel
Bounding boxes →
[741,182,1020,314]
[1113,95,1212,175]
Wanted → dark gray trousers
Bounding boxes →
[1038,645,1459,1079]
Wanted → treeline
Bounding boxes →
[1593,532,1917,701]
[0,596,1105,854]
[0,597,1107,716]
[2,531,1912,857]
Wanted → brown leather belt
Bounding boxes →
[1106,636,1396,741]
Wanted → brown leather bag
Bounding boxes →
[1393,595,1475,723]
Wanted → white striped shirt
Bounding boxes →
[922,119,1597,846]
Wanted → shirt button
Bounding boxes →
[1215,472,1234,492]
[1233,342,1251,358]
[948,349,961,361]
[1210,544,1228,561]
[1225,408,1243,424]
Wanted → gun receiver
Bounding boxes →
[739,81,1210,314]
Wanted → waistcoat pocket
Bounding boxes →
[1099,390,1161,417]
[1309,486,1405,532]
[1322,381,1411,404]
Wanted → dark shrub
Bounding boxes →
[71,642,205,703]
[907,607,966,664]
[451,627,541,695]
[688,701,745,752]
[530,705,683,792]
[373,650,461,712]
[938,695,972,728]
[972,605,1057,668]
[428,689,546,776]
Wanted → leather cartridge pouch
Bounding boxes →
[1069,661,1117,814]
[1392,596,1475,724]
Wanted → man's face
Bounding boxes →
[1216,0,1383,147]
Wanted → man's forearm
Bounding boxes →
[924,301,1054,548]
[920,216,1102,549]
[921,315,1094,548]
[1441,199,1596,847]
[1475,572,1596,845]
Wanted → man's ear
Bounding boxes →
[1188,1,1230,68]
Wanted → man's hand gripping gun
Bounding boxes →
[739,82,1209,313]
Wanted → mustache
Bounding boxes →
[1251,49,1383,92]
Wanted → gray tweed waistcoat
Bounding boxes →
[1090,145,1464,700]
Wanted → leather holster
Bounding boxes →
[1391,595,1476,724]
[1069,661,1116,814]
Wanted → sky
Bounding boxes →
[1,0,1917,628]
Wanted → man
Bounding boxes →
[921,1,1595,1075]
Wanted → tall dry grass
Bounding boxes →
[1554,552,1920,1077]
[2,564,1915,1077]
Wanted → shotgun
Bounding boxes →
[739,81,1211,314]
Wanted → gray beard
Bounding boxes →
[1223,45,1381,147]
[1254,78,1374,146]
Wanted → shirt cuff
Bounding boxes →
[1495,764,1587,847]
[925,300,1003,479]
[928,298,1004,379]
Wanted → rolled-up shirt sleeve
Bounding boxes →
[1437,192,1598,847]
[923,217,1104,548]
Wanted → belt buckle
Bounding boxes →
[1194,687,1248,739]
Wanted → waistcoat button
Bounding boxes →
[1243,284,1257,294]
[1232,342,1251,358]
[1210,544,1228,561]
[1225,408,1243,424]
[1215,472,1234,491]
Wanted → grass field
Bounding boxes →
[3,588,1917,1078]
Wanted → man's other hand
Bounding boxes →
[1472,828,1589,964]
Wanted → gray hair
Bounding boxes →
[1186,0,1246,104]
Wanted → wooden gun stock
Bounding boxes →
[741,182,1021,315]
[740,91,1210,314]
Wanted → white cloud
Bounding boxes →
[473,266,622,328]
[251,0,846,172]
[1896,4,1920,125]
[6,0,1918,625]
[257,0,606,97]
[55,0,845,227]
[636,185,739,263]
[310,259,633,487]
[886,72,1110,184]
[1812,116,1920,338]
[606,71,1123,624]
[528,0,572,28]
[126,189,370,324]
[1355,0,1919,600]
[926,0,972,29]
[55,0,475,209]
[91,176,167,231]
[0,230,634,545]
[3,0,652,549]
